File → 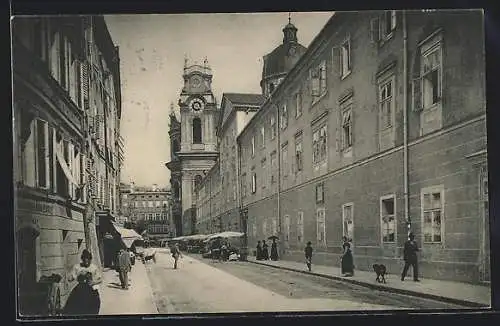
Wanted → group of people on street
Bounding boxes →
[301,233,420,281]
[256,238,279,261]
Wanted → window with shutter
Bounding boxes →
[341,39,351,78]
[370,17,380,43]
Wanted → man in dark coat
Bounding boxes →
[304,241,313,272]
[401,232,420,282]
[117,249,131,289]
[256,241,263,260]
[270,239,279,261]
[262,240,269,260]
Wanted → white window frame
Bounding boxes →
[295,92,303,118]
[378,75,396,130]
[251,136,255,157]
[420,37,443,110]
[251,172,257,194]
[312,124,327,165]
[281,144,288,178]
[340,38,352,79]
[316,207,326,246]
[421,185,445,244]
[294,134,303,173]
[380,194,396,244]
[262,219,267,235]
[280,104,288,130]
[261,160,266,189]
[260,126,265,148]
[284,215,290,242]
[382,10,397,40]
[342,203,354,242]
[252,222,257,237]
[270,116,276,139]
[297,211,304,243]
[272,218,277,235]
[270,152,277,184]
[341,102,353,151]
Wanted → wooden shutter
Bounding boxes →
[81,61,89,109]
[412,77,423,112]
[370,17,380,43]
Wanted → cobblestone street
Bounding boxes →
[145,250,464,314]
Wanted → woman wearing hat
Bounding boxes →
[64,249,102,315]
[304,241,313,272]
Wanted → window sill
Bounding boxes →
[295,112,303,119]
[311,92,327,109]
[342,147,353,156]
[341,70,352,81]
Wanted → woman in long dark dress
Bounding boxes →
[262,240,269,260]
[256,241,263,260]
[270,239,279,261]
[63,249,102,315]
[341,241,354,277]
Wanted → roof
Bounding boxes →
[261,42,307,81]
[218,93,266,136]
[223,93,266,106]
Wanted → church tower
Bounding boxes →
[176,57,219,235]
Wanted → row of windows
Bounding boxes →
[248,13,443,160]
[249,185,445,246]
[148,225,169,234]
[133,213,168,221]
[19,118,84,201]
[123,200,169,208]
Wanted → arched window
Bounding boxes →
[192,118,202,144]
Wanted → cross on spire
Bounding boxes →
[288,12,291,24]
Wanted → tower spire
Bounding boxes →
[170,102,175,116]
[288,12,291,24]
[184,54,188,68]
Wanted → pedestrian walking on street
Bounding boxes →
[262,240,269,260]
[220,241,228,262]
[256,241,263,260]
[171,243,183,269]
[63,249,102,315]
[270,239,279,261]
[117,248,132,290]
[304,241,313,272]
[401,232,420,282]
[341,241,354,277]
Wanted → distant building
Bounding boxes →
[119,184,172,238]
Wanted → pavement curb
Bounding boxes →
[140,261,161,314]
[247,260,489,309]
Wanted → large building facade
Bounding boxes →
[237,10,487,284]
[187,10,488,284]
[12,16,123,316]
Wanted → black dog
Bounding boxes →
[143,253,156,264]
[373,264,387,283]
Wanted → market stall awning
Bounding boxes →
[207,231,244,240]
[122,238,136,248]
[112,223,142,239]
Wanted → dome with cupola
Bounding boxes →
[260,14,307,97]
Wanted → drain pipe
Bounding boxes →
[403,10,411,238]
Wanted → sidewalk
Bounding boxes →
[99,261,158,315]
[247,256,491,308]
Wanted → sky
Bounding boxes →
[104,12,334,188]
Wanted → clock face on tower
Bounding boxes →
[190,98,204,111]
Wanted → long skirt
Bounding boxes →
[341,252,354,275]
[63,283,100,315]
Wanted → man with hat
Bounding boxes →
[401,232,420,282]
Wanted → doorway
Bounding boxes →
[16,227,40,316]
